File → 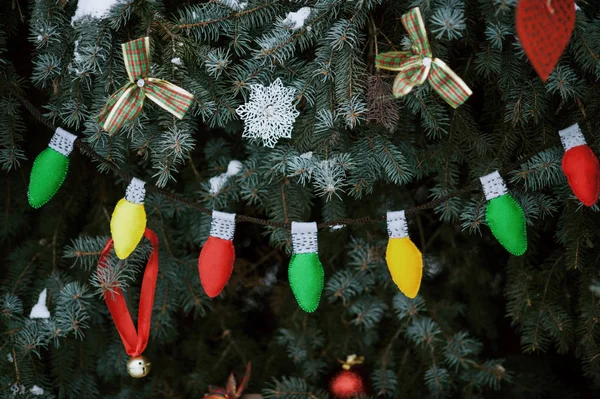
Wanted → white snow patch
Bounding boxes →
[171,57,183,66]
[209,160,242,194]
[282,7,311,30]
[30,386,44,396]
[226,160,242,175]
[37,35,43,41]
[330,224,345,231]
[71,0,122,24]
[209,175,228,194]
[7,353,13,363]
[10,384,25,395]
[300,151,313,159]
[263,265,278,286]
[74,40,82,62]
[29,288,51,319]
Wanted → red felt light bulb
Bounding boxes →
[559,124,600,207]
[329,355,366,399]
[199,211,236,298]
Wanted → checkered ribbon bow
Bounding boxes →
[374,7,472,109]
[96,37,194,135]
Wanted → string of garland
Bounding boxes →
[1,76,551,230]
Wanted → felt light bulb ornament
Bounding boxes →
[288,222,324,313]
[385,211,423,299]
[199,211,236,298]
[558,123,600,207]
[480,171,527,256]
[329,355,366,399]
[110,178,147,259]
[28,127,77,208]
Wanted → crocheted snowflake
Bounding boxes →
[236,78,299,148]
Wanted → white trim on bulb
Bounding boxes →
[387,210,408,238]
[49,128,77,156]
[125,178,146,204]
[210,211,236,240]
[479,171,507,201]
[291,222,318,254]
[559,123,586,151]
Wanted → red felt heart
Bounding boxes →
[516,0,575,81]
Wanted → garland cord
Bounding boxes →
[2,77,554,231]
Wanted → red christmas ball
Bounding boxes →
[329,369,365,399]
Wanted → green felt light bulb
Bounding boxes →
[480,171,527,256]
[288,222,324,313]
[28,128,77,208]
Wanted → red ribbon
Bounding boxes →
[97,228,159,357]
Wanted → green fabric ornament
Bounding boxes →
[288,222,324,313]
[28,128,77,208]
[480,171,527,256]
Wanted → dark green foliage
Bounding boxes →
[2,0,600,398]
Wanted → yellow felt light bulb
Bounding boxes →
[385,211,423,298]
[110,178,147,259]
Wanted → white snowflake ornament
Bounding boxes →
[236,78,299,148]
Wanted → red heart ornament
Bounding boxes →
[516,0,575,81]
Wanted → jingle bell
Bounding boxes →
[127,355,151,378]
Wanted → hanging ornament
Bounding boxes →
[97,228,159,378]
[558,123,599,207]
[127,356,152,378]
[385,211,423,298]
[235,78,300,148]
[480,171,527,256]
[288,222,324,313]
[516,0,575,81]
[329,355,366,399]
[28,127,77,208]
[374,7,472,108]
[96,37,194,135]
[110,178,147,260]
[204,362,252,399]
[199,211,236,298]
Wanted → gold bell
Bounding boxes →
[127,355,151,378]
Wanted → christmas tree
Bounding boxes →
[1,0,600,397]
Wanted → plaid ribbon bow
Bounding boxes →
[375,7,472,109]
[97,37,194,135]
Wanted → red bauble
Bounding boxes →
[198,236,235,298]
[329,369,365,399]
[516,0,575,81]
[562,145,600,207]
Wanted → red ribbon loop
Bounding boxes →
[98,228,159,357]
